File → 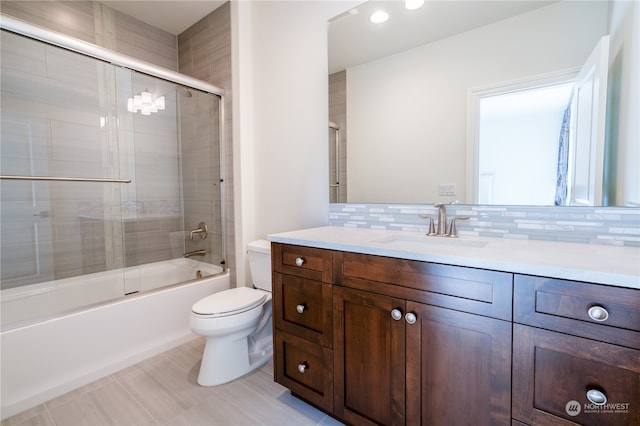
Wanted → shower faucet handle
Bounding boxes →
[189,222,208,240]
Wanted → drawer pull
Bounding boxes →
[296,304,306,314]
[405,312,417,324]
[586,389,607,405]
[391,308,402,321]
[297,362,308,374]
[295,257,305,267]
[588,305,609,322]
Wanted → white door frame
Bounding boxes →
[466,68,579,204]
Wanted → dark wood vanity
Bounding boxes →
[271,242,639,426]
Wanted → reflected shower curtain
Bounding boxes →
[554,90,574,206]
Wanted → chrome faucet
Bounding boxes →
[421,203,470,237]
[434,203,448,236]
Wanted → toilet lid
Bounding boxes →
[192,287,267,316]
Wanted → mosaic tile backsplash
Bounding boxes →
[329,204,640,247]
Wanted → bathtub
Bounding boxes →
[1,258,224,328]
[0,260,230,419]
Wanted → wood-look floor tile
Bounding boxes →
[44,375,115,409]
[45,381,157,426]
[0,404,54,426]
[163,337,205,371]
[318,415,346,426]
[218,371,325,426]
[3,341,338,426]
[113,353,215,424]
[165,391,262,426]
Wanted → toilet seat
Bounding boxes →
[192,287,267,317]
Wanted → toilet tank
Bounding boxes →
[247,240,272,291]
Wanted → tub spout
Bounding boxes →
[184,249,206,258]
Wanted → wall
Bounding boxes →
[607,0,640,206]
[231,1,361,284]
[346,1,608,203]
[0,1,178,69]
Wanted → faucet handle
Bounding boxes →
[448,216,470,238]
[419,214,437,236]
[189,222,209,240]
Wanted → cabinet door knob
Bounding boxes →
[588,305,609,322]
[295,257,304,267]
[296,304,306,314]
[586,389,607,405]
[391,308,402,321]
[405,312,417,324]
[297,362,308,374]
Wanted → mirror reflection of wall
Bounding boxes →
[328,0,639,206]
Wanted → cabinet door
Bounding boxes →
[333,286,406,426]
[405,301,512,426]
[513,324,640,426]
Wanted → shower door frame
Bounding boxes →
[1,13,228,280]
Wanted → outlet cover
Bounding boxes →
[439,183,456,196]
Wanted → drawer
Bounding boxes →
[273,273,332,347]
[272,243,332,282]
[514,275,640,349]
[274,331,333,412]
[333,251,513,321]
[513,324,640,426]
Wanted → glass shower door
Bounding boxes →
[0,116,55,288]
[0,30,128,326]
[1,27,225,328]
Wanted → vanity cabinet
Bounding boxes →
[512,275,640,426]
[271,243,334,411]
[271,241,639,426]
[333,251,512,426]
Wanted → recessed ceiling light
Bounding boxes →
[369,10,389,24]
[405,0,425,10]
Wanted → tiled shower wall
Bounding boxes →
[177,2,235,281]
[329,70,348,203]
[330,203,640,247]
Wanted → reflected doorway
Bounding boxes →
[477,82,574,205]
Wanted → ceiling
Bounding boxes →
[100,1,226,35]
[100,0,556,73]
[329,1,556,73]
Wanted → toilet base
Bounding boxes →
[197,334,272,386]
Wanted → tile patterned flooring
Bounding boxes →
[2,338,344,426]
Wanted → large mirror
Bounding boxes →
[328,0,639,206]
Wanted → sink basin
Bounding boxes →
[371,234,488,249]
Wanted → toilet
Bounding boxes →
[190,240,272,386]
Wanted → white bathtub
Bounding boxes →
[1,258,223,328]
[0,260,230,419]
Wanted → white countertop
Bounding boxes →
[268,226,640,289]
